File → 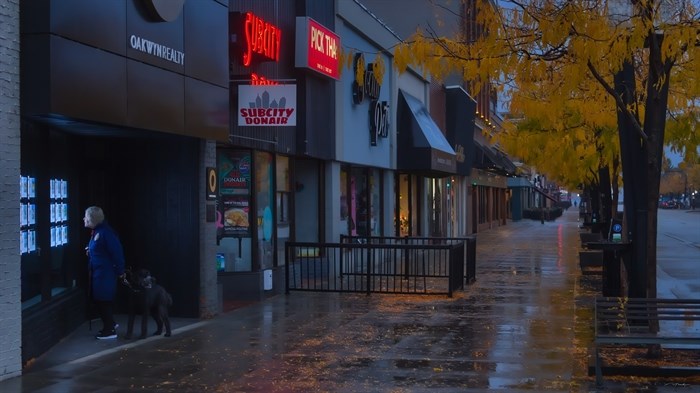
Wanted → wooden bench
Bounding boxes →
[594,297,700,386]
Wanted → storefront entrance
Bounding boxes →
[20,121,201,361]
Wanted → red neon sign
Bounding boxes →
[243,12,281,66]
[251,73,279,85]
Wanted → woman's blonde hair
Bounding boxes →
[85,206,105,227]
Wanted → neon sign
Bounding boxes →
[251,73,279,85]
[242,12,281,66]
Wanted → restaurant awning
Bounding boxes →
[397,90,457,178]
[473,140,517,176]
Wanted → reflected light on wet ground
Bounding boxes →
[5,210,698,392]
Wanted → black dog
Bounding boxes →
[121,268,173,339]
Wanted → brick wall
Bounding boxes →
[0,0,22,381]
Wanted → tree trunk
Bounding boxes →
[642,36,671,305]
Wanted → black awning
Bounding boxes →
[493,148,518,175]
[473,140,499,169]
[397,90,457,178]
[473,141,518,176]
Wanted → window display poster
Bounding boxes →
[21,176,28,199]
[29,230,36,252]
[20,204,27,227]
[21,231,28,254]
[61,225,68,245]
[29,204,36,225]
[50,227,56,247]
[28,177,36,198]
[218,151,251,196]
[50,203,56,223]
[50,179,56,199]
[61,180,67,199]
[61,203,68,222]
[221,195,250,237]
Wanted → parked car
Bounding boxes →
[659,200,680,209]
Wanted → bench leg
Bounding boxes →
[595,345,603,388]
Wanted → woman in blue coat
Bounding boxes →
[84,206,125,339]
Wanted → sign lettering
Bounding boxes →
[251,73,279,85]
[295,17,340,80]
[243,12,281,66]
[130,35,184,65]
[454,144,465,163]
[352,54,388,146]
[369,101,390,146]
[237,85,297,127]
[352,54,381,104]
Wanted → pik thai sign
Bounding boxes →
[295,17,340,80]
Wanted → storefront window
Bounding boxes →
[340,168,349,234]
[275,156,289,267]
[397,174,420,236]
[428,178,445,237]
[255,151,274,270]
[216,149,252,272]
[24,119,80,308]
[478,186,488,224]
[369,169,381,236]
[445,177,455,236]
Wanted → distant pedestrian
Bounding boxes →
[84,206,125,340]
[540,208,545,224]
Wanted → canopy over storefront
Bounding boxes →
[397,90,457,178]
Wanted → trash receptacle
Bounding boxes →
[586,241,629,297]
[602,249,622,297]
[465,236,476,284]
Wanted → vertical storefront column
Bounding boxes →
[200,140,219,317]
[0,0,21,380]
[254,152,274,271]
[381,170,394,237]
[326,162,343,243]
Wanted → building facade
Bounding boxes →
[0,0,22,381]
[16,0,228,367]
[2,0,513,380]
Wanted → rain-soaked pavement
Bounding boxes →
[2,209,699,392]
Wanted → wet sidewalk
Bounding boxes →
[2,209,698,392]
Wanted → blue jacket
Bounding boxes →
[88,222,125,301]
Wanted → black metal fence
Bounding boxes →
[284,236,476,297]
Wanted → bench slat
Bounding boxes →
[594,297,700,386]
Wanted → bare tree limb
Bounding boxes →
[587,60,648,141]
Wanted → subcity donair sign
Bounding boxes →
[238,85,297,126]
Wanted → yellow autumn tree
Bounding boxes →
[393,0,700,298]
[498,59,622,195]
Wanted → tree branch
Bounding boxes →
[587,60,648,141]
